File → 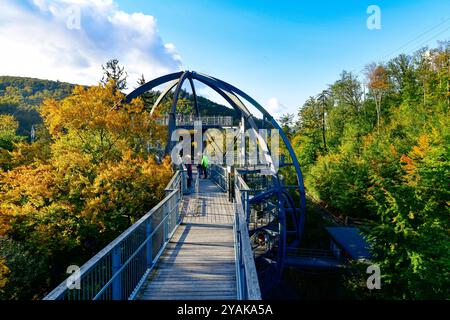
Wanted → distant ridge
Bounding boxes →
[0,76,236,136]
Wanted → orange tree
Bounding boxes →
[0,82,172,299]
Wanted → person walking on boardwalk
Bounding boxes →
[196,152,203,179]
[201,154,209,179]
[186,155,193,189]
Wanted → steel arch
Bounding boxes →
[125,71,307,288]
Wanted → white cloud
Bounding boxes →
[265,97,285,119]
[0,0,182,89]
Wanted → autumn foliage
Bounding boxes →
[0,82,172,299]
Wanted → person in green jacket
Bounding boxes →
[201,155,209,179]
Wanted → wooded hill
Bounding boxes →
[0,76,236,137]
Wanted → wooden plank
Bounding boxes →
[151,266,235,272]
[140,295,237,300]
[142,286,236,292]
[149,274,235,281]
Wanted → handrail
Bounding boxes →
[235,173,251,223]
[165,171,181,192]
[209,164,228,192]
[165,169,185,195]
[286,248,336,258]
[44,171,184,300]
[285,248,350,266]
[157,115,233,127]
[234,203,261,300]
[236,175,251,192]
[234,171,261,300]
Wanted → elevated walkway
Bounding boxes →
[43,169,261,301]
[285,249,346,270]
[137,179,236,300]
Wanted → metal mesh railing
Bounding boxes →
[234,171,261,300]
[209,164,228,192]
[44,171,184,301]
[157,115,233,127]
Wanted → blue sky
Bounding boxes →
[1,1,449,119]
[117,0,450,117]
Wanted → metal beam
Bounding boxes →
[187,76,200,117]
[125,71,184,103]
[194,73,278,175]
[125,69,306,242]
[166,71,189,154]
[150,79,179,116]
[191,73,245,118]
[199,72,306,238]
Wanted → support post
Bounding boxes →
[243,191,250,224]
[165,112,176,155]
[240,115,245,167]
[112,247,122,300]
[182,170,188,195]
[164,202,169,242]
[176,190,182,224]
[146,220,153,269]
[227,166,232,202]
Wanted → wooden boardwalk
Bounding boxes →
[137,177,237,300]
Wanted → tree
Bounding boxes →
[41,83,166,163]
[327,71,366,149]
[365,64,390,130]
[295,97,325,168]
[137,74,146,87]
[0,257,9,293]
[278,113,295,138]
[0,115,21,151]
[0,238,47,300]
[316,90,330,151]
[366,129,450,299]
[0,83,173,299]
[291,43,449,299]
[0,115,23,171]
[386,54,420,104]
[100,59,128,91]
[330,71,363,114]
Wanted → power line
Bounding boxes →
[301,16,450,106]
[380,17,450,61]
[405,24,450,55]
[352,19,450,78]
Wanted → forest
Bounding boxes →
[0,61,240,300]
[0,41,449,300]
[283,42,449,299]
[0,66,178,299]
[0,74,236,137]
[0,76,75,136]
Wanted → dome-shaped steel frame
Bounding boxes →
[126,71,307,286]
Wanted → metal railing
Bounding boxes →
[209,164,228,192]
[307,195,374,227]
[285,248,350,267]
[235,174,251,223]
[165,167,186,195]
[234,171,261,300]
[286,248,337,259]
[44,171,185,300]
[209,164,250,222]
[157,115,233,127]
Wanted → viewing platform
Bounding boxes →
[157,115,234,128]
